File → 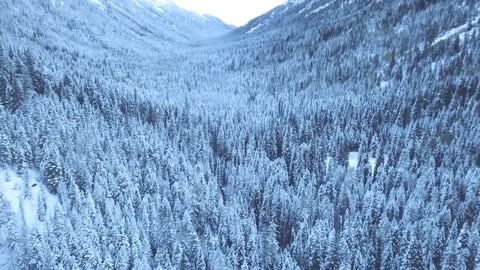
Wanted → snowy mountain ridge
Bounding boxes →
[1,0,233,45]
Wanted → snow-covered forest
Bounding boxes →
[1,0,480,269]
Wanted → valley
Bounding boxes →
[0,0,480,269]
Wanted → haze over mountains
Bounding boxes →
[1,0,480,269]
[0,0,233,47]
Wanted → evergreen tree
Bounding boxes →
[37,186,47,222]
[42,148,63,194]
[179,211,206,270]
[324,230,340,270]
[402,231,426,270]
[443,239,459,270]
[0,133,12,167]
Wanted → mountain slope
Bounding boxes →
[0,0,234,98]
[0,0,233,53]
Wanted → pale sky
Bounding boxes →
[173,0,287,26]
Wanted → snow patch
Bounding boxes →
[348,152,359,169]
[0,169,59,267]
[89,0,106,10]
[433,15,480,45]
[368,157,377,173]
[247,23,263,34]
[154,6,166,14]
[347,152,376,173]
[307,0,335,16]
[0,169,58,230]
[298,7,308,15]
[192,13,208,22]
[380,81,390,89]
[298,1,316,15]
[325,156,333,172]
[108,1,124,12]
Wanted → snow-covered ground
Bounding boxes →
[348,152,359,169]
[325,152,377,173]
[89,0,106,10]
[247,23,263,34]
[298,0,317,15]
[0,169,58,229]
[433,15,480,45]
[348,152,377,173]
[380,81,390,89]
[307,0,335,16]
[368,156,377,174]
[325,156,333,172]
[0,169,59,269]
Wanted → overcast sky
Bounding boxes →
[173,0,287,26]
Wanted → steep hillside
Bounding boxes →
[0,0,232,70]
[0,0,234,104]
[0,0,232,43]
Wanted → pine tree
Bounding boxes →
[37,186,47,222]
[42,148,63,194]
[179,211,206,270]
[402,231,426,270]
[443,239,459,270]
[24,50,47,95]
[115,244,130,270]
[0,46,10,108]
[467,230,479,270]
[0,75,9,108]
[155,247,173,269]
[457,223,471,269]
[431,228,446,270]
[9,77,24,112]
[22,230,46,270]
[381,240,395,270]
[324,230,339,270]
[0,133,12,167]
[102,251,114,270]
